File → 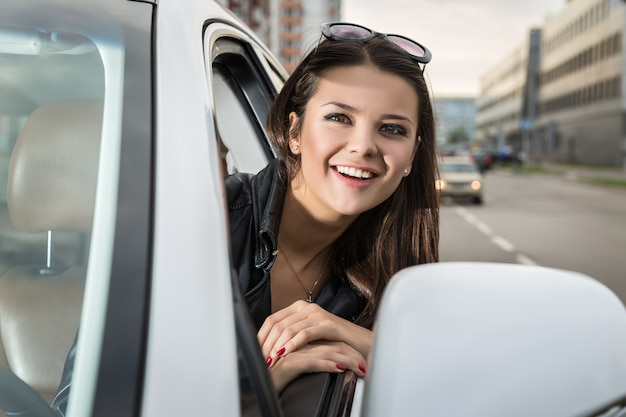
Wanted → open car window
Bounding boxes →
[206,27,279,176]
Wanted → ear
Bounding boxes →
[404,136,422,176]
[288,112,301,154]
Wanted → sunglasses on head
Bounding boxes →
[320,22,432,71]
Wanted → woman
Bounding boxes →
[226,22,440,393]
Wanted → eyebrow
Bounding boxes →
[323,101,415,127]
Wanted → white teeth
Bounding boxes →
[336,165,373,179]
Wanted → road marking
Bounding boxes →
[516,253,537,266]
[453,206,538,266]
[475,221,493,236]
[491,236,515,252]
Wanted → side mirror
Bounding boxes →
[363,262,626,416]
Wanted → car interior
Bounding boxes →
[0,24,105,416]
[0,98,101,412]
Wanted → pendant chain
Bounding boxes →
[277,241,331,303]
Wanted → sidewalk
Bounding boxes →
[541,162,626,180]
[497,161,626,190]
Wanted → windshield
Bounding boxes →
[442,163,479,173]
[0,1,152,415]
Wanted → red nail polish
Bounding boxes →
[276,347,286,356]
[359,364,367,374]
[266,356,272,367]
[336,363,347,371]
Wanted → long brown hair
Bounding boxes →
[267,36,439,326]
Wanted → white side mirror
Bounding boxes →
[363,262,626,417]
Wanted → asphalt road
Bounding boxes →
[439,168,626,305]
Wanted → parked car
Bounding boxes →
[473,147,524,172]
[437,156,484,204]
[1,1,626,416]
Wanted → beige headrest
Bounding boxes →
[7,99,103,232]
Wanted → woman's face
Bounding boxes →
[289,64,419,223]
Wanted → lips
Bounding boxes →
[334,165,376,180]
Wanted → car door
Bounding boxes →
[141,8,289,416]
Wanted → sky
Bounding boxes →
[342,0,565,98]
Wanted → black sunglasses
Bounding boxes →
[321,22,432,70]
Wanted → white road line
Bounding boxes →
[516,253,538,266]
[451,205,538,265]
[475,221,493,236]
[491,236,515,252]
[454,206,475,222]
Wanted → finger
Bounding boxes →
[315,342,368,378]
[257,300,309,346]
[267,318,330,359]
[282,342,368,378]
[263,309,340,365]
[269,346,354,393]
[263,320,318,366]
[260,302,326,359]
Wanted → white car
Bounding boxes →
[1,1,625,416]
[437,156,484,204]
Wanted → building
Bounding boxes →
[433,97,477,148]
[217,0,270,45]
[536,0,624,166]
[268,0,341,72]
[475,29,540,159]
[476,0,626,167]
[220,0,341,73]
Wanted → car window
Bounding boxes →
[212,66,270,175]
[0,2,153,414]
[0,24,112,415]
[206,32,278,175]
[443,163,479,173]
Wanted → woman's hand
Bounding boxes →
[258,300,372,370]
[269,341,367,393]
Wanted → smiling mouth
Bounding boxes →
[334,165,375,180]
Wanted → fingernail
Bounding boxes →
[359,364,367,374]
[336,363,347,371]
[266,356,272,367]
[276,347,286,357]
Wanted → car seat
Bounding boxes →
[0,98,103,407]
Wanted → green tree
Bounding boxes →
[447,127,469,144]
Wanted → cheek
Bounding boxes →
[383,142,416,169]
[301,125,343,158]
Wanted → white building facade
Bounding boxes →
[476,0,626,166]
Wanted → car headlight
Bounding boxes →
[435,179,446,190]
[470,180,481,191]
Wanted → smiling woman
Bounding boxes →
[226,22,440,393]
[288,64,419,218]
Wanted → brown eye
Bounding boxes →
[325,113,352,125]
[380,124,407,136]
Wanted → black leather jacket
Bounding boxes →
[226,159,365,330]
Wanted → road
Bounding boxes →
[439,168,626,304]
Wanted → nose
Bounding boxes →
[345,126,378,157]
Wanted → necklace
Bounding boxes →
[277,241,331,303]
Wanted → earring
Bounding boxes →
[293,144,299,151]
[404,169,409,176]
